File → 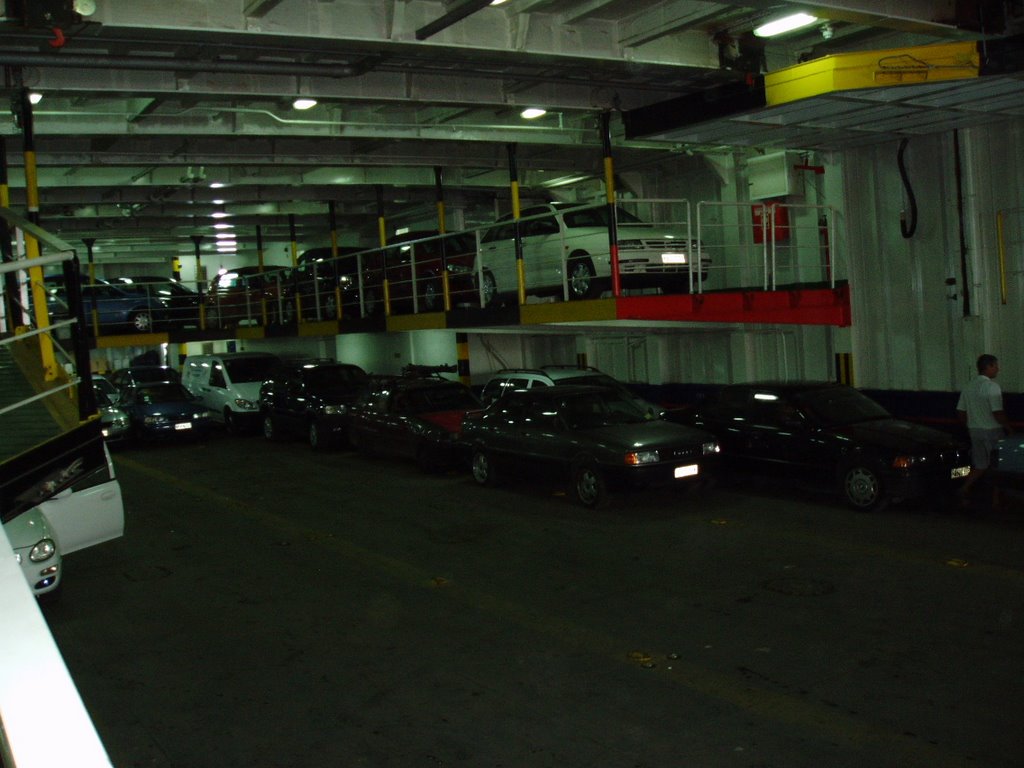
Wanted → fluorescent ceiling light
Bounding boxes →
[215,232,235,239]
[209,182,225,189]
[490,0,508,5]
[753,12,818,37]
[292,98,318,110]
[210,211,230,219]
[213,223,234,230]
[28,92,43,105]
[520,107,547,119]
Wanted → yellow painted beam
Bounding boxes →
[520,298,617,325]
[765,41,979,106]
[386,312,447,332]
[95,332,170,348]
[298,320,340,337]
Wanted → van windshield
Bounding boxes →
[225,357,277,383]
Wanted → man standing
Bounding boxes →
[956,354,1012,505]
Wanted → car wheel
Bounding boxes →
[262,413,277,441]
[129,311,154,332]
[309,420,331,450]
[224,408,238,435]
[572,462,608,508]
[567,256,598,300]
[422,279,442,312]
[480,269,497,307]
[841,463,887,511]
[471,450,499,486]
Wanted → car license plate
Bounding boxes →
[951,465,970,479]
[174,422,192,431]
[674,464,699,478]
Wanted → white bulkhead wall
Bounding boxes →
[842,119,1024,393]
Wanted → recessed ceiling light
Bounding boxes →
[753,12,819,38]
[28,92,43,105]
[292,98,318,110]
[520,107,547,119]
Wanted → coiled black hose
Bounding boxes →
[897,138,918,239]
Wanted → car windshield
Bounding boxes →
[555,373,626,390]
[225,357,277,383]
[136,384,191,404]
[557,390,647,429]
[130,367,180,383]
[561,206,643,228]
[792,387,891,426]
[403,384,478,413]
[305,366,367,388]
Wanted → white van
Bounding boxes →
[182,352,280,432]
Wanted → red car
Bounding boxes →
[378,230,479,313]
[204,266,290,327]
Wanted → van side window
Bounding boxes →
[209,365,226,388]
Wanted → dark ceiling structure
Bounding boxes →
[0,0,1020,263]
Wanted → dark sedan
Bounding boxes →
[259,360,369,449]
[460,385,720,508]
[667,382,971,510]
[118,382,213,442]
[347,375,480,470]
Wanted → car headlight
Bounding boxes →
[30,538,56,563]
[234,399,258,410]
[322,404,347,416]
[144,415,169,425]
[193,410,212,420]
[702,442,720,455]
[625,450,660,465]
[446,263,473,274]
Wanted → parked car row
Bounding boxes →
[92,365,211,445]
[96,353,978,512]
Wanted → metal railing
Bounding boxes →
[1,209,113,768]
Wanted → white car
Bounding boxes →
[3,443,125,601]
[478,202,710,303]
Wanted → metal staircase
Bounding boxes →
[0,341,67,463]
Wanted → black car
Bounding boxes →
[460,385,720,508]
[288,246,380,321]
[347,374,480,470]
[108,365,181,392]
[667,382,972,510]
[259,360,369,449]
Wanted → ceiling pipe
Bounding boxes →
[415,0,495,41]
[0,52,365,78]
